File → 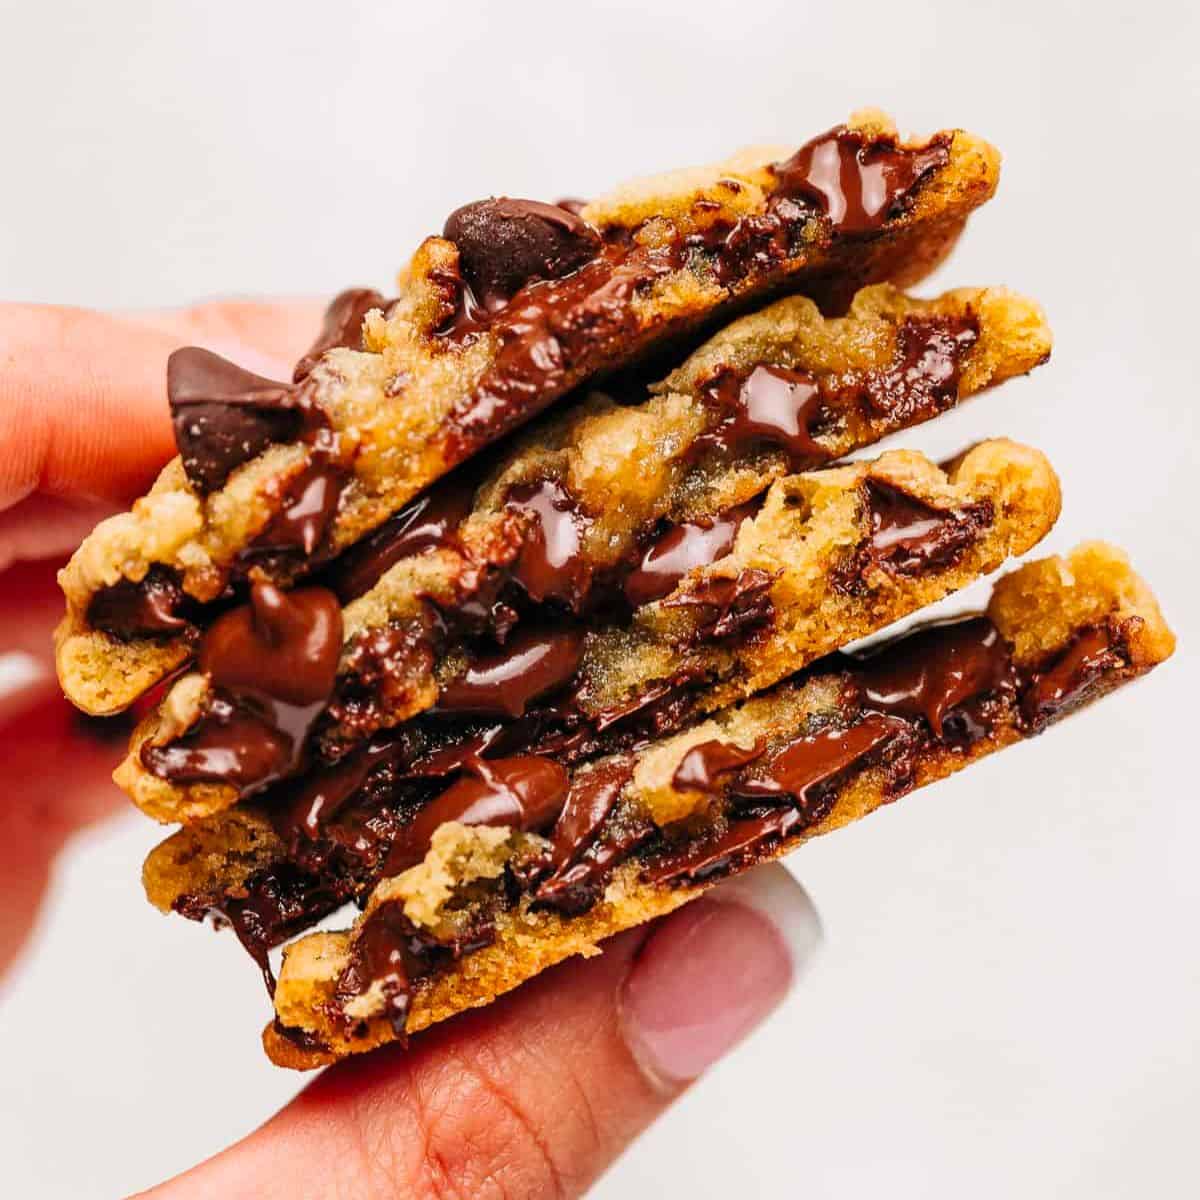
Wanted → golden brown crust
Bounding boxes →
[58,115,1001,714]
[263,541,1171,1068]
[114,437,1059,824]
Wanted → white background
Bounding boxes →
[2,1,1198,1196]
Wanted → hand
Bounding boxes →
[0,300,822,1199]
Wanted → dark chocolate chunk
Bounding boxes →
[672,737,765,794]
[865,482,991,575]
[732,713,905,816]
[534,813,655,916]
[864,316,978,422]
[696,365,830,467]
[249,454,347,561]
[505,478,592,606]
[772,125,951,235]
[1019,625,1123,731]
[293,288,386,383]
[86,566,193,641]
[331,476,476,603]
[663,567,776,642]
[383,755,569,875]
[167,347,300,494]
[443,197,601,311]
[642,807,804,886]
[546,754,636,872]
[437,626,584,719]
[624,501,759,608]
[854,615,1014,736]
[142,582,343,794]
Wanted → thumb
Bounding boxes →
[138,865,821,1200]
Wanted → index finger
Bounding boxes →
[0,299,323,510]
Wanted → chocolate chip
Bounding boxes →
[167,347,300,494]
[442,197,601,311]
[87,565,193,641]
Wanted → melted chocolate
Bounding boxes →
[142,582,343,794]
[663,567,776,642]
[854,616,1014,736]
[864,482,991,576]
[437,626,584,718]
[696,365,829,467]
[86,566,193,641]
[535,813,655,915]
[672,738,765,794]
[167,348,302,494]
[505,479,592,606]
[443,198,601,311]
[1020,625,1123,730]
[865,316,978,421]
[772,125,952,235]
[248,448,347,563]
[733,713,905,814]
[331,477,476,603]
[642,807,804,886]
[293,288,386,382]
[624,501,759,608]
[383,755,569,875]
[546,754,635,871]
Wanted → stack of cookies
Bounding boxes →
[55,110,1174,1068]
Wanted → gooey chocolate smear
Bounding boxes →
[663,567,777,643]
[1019,624,1122,731]
[643,807,804,886]
[865,482,991,575]
[383,754,569,875]
[854,616,1014,735]
[696,365,830,467]
[772,125,952,235]
[167,347,301,495]
[142,582,342,794]
[505,478,592,606]
[732,713,905,812]
[438,626,584,719]
[443,198,602,312]
[672,737,766,794]
[293,288,386,383]
[866,316,979,422]
[249,453,348,561]
[545,754,636,873]
[331,476,476,603]
[624,501,760,608]
[87,566,193,641]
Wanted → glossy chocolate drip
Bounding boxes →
[663,567,776,642]
[624,501,759,608]
[335,900,495,1037]
[383,755,569,875]
[1020,625,1122,730]
[865,316,978,421]
[443,198,601,311]
[143,582,343,794]
[696,365,829,467]
[332,477,476,603]
[642,807,804,886]
[732,713,904,812]
[167,348,302,494]
[505,478,592,606]
[772,125,952,235]
[248,449,347,562]
[293,288,386,382]
[87,566,193,640]
[865,482,990,575]
[546,755,636,872]
[437,626,584,718]
[672,738,765,794]
[535,812,655,915]
[854,616,1014,735]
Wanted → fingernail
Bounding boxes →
[618,865,822,1088]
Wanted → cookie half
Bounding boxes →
[57,110,1001,713]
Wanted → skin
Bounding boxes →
[0,300,810,1200]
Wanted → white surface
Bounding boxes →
[2,0,1198,1196]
